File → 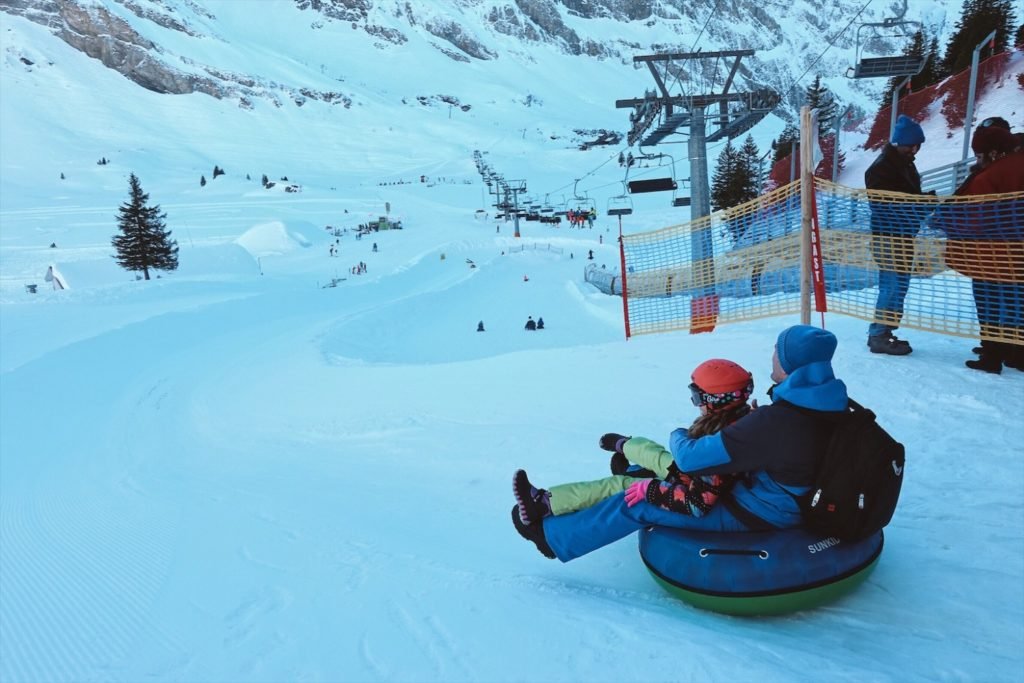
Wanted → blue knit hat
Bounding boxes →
[891,115,925,146]
[776,325,838,374]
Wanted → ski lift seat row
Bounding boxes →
[628,177,678,194]
[850,55,926,79]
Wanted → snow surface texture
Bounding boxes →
[1,2,1023,681]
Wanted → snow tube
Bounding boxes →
[639,526,883,616]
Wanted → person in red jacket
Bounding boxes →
[945,121,1024,373]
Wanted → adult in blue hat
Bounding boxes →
[510,325,851,562]
[864,114,934,355]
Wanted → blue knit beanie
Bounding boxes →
[776,325,838,374]
[891,115,925,146]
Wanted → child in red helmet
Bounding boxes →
[512,359,755,549]
[622,359,754,515]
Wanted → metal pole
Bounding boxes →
[799,106,815,325]
[889,75,912,142]
[789,141,799,184]
[962,29,997,161]
[688,105,711,221]
[832,105,853,183]
[513,188,521,238]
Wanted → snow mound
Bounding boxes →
[235,221,324,258]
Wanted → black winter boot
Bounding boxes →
[512,470,552,525]
[965,341,1002,374]
[511,505,556,559]
[1001,342,1024,371]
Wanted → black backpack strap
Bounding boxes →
[721,495,776,532]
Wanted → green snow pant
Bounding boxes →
[548,436,676,516]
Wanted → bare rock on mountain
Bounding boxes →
[424,18,496,60]
[294,0,370,23]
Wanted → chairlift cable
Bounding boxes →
[667,0,721,98]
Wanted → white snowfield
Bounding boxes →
[1,3,1022,682]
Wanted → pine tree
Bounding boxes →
[712,137,762,242]
[711,141,739,212]
[941,0,1017,75]
[921,36,942,86]
[805,75,839,133]
[881,30,932,106]
[772,123,800,163]
[1016,22,1023,47]
[737,135,762,202]
[112,173,178,281]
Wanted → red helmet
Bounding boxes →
[689,359,754,411]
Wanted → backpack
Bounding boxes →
[800,398,905,541]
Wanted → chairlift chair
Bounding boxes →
[607,185,634,217]
[626,151,678,194]
[567,179,597,214]
[847,0,925,79]
[671,177,691,207]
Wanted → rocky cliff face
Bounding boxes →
[0,0,353,106]
[0,0,918,114]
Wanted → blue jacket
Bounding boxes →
[669,365,848,529]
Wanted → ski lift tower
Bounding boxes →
[616,49,779,224]
[499,179,527,238]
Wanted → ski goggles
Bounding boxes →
[688,379,754,411]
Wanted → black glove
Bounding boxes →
[599,433,629,453]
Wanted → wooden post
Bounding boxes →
[799,105,815,325]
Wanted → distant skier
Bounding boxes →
[372,242,378,252]
[537,317,545,330]
[525,316,537,331]
[477,321,485,332]
[588,250,594,260]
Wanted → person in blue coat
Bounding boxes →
[511,325,850,561]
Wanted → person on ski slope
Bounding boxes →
[513,358,754,539]
[511,325,849,561]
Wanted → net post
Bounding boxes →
[799,105,816,325]
[618,233,631,339]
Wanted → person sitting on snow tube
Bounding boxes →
[512,358,755,535]
[510,325,850,561]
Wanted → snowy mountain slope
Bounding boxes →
[1,2,1024,682]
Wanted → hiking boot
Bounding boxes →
[512,470,552,525]
[511,505,556,559]
[868,334,912,355]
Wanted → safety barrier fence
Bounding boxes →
[618,171,1023,345]
[509,243,564,255]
